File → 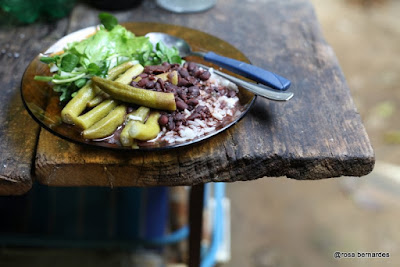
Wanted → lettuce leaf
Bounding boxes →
[35,13,182,102]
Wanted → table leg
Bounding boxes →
[189,184,204,267]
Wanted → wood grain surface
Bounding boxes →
[1,0,374,192]
[0,20,69,195]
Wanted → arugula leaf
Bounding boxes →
[156,42,167,54]
[87,63,101,75]
[60,88,71,102]
[34,13,183,103]
[87,62,108,77]
[170,54,182,64]
[99,12,118,31]
[40,56,58,64]
[60,53,79,72]
[142,42,183,66]
[53,84,75,102]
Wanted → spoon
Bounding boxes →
[145,32,291,91]
[196,63,293,101]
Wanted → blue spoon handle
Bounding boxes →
[203,52,291,90]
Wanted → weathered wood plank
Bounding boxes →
[31,0,374,187]
[0,20,69,195]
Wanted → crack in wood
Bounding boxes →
[103,166,115,189]
[0,175,19,183]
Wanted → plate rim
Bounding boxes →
[20,22,257,151]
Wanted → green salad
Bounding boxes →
[35,13,183,102]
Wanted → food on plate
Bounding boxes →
[120,106,150,147]
[129,111,161,141]
[34,12,182,103]
[82,105,126,139]
[92,76,177,111]
[74,99,117,129]
[34,13,245,148]
[131,61,242,146]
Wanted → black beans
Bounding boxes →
[177,77,189,87]
[138,78,148,87]
[179,68,190,79]
[165,83,178,93]
[130,61,237,133]
[187,98,199,106]
[187,105,210,120]
[145,80,156,89]
[199,71,211,81]
[176,99,188,111]
[167,116,175,130]
[174,112,185,121]
[187,62,197,72]
[158,114,169,126]
[157,78,165,89]
[144,64,170,74]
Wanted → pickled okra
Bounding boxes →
[61,63,139,124]
[120,106,150,146]
[114,64,144,84]
[128,112,161,141]
[92,77,176,111]
[107,61,135,81]
[86,93,107,108]
[158,70,178,85]
[82,105,126,139]
[61,82,100,124]
[168,70,178,85]
[87,63,143,108]
[74,99,117,129]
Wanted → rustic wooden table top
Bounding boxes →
[0,0,374,195]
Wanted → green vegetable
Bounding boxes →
[82,105,127,139]
[74,99,118,129]
[68,24,151,69]
[120,106,150,146]
[92,76,177,111]
[60,53,79,72]
[61,82,100,124]
[34,76,53,82]
[138,41,183,66]
[34,13,183,102]
[129,112,161,141]
[99,12,118,31]
[74,78,87,88]
[155,42,182,64]
[39,56,58,64]
[87,62,109,76]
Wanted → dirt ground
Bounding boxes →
[228,0,400,266]
[1,0,399,266]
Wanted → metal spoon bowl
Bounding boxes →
[145,32,291,91]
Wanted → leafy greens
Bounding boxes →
[35,13,183,102]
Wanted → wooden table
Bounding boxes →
[0,0,374,265]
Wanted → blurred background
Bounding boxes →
[228,0,400,266]
[1,0,399,266]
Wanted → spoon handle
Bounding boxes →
[203,52,291,90]
[197,63,293,101]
